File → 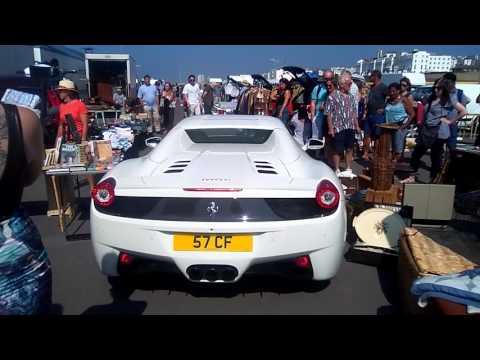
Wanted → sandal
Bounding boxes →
[400,176,416,184]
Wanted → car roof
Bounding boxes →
[178,115,286,130]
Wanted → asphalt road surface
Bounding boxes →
[21,105,401,315]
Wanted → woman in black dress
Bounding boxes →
[161,82,176,133]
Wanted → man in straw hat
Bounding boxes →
[55,78,95,189]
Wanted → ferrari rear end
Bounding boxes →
[90,175,346,283]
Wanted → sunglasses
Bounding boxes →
[400,83,408,87]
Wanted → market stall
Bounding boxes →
[342,124,480,314]
[43,112,149,232]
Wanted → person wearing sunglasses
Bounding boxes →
[399,77,417,111]
[182,75,202,116]
[309,70,334,144]
[137,75,160,135]
[408,78,466,183]
[324,74,361,176]
[363,70,388,160]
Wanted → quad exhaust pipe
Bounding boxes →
[187,265,238,282]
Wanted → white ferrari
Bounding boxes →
[90,115,347,283]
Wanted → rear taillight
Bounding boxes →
[294,255,311,269]
[315,179,340,209]
[91,178,116,207]
[119,252,134,266]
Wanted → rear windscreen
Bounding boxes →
[185,128,273,144]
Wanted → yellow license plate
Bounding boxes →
[173,234,253,252]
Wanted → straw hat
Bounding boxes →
[56,79,78,93]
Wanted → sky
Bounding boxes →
[68,45,480,82]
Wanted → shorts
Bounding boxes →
[332,129,355,153]
[189,104,202,116]
[364,113,385,140]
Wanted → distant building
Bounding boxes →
[197,74,206,85]
[353,49,454,76]
[453,55,480,72]
[330,66,356,75]
[356,59,369,75]
[262,69,278,84]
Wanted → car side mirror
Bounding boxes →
[145,137,162,149]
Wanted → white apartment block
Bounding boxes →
[354,50,454,76]
[428,55,453,72]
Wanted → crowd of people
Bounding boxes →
[134,74,219,135]
[125,68,476,183]
[268,69,474,182]
[43,70,478,182]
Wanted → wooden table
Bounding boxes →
[44,169,109,232]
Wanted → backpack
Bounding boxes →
[457,89,464,104]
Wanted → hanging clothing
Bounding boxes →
[236,88,250,114]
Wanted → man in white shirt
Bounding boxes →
[137,74,160,134]
[182,75,202,116]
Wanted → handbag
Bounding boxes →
[418,123,439,147]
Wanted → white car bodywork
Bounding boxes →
[90,115,347,283]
